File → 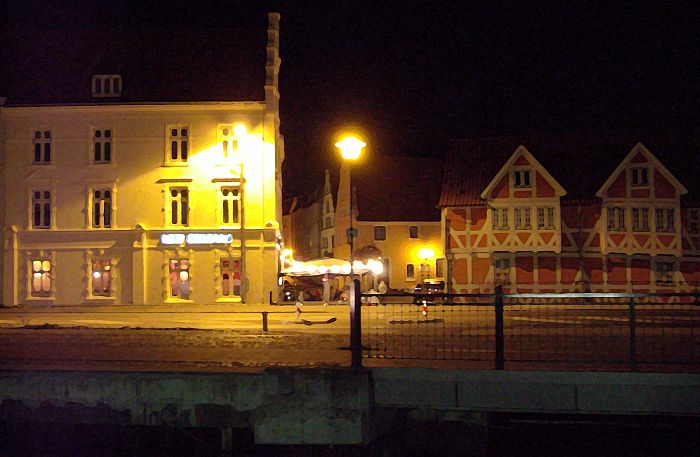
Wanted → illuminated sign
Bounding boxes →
[160,233,233,245]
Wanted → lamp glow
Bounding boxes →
[335,136,366,161]
[418,247,435,260]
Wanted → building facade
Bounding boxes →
[439,136,700,293]
[1,13,284,306]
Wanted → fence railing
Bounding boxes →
[359,287,700,372]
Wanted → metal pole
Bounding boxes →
[629,296,636,370]
[494,285,505,370]
[262,311,269,332]
[349,166,354,275]
[350,278,362,371]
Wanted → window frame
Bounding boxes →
[607,207,626,232]
[630,166,649,187]
[491,207,509,230]
[165,124,190,165]
[631,207,650,232]
[167,186,190,227]
[218,185,241,227]
[32,129,52,165]
[30,188,53,230]
[409,225,419,239]
[688,209,699,234]
[374,225,387,241]
[514,207,531,230]
[92,74,122,97]
[29,258,54,298]
[168,258,192,300]
[653,260,675,285]
[406,263,415,281]
[88,185,116,230]
[91,127,114,165]
[493,256,511,284]
[218,257,242,300]
[655,208,675,233]
[90,258,114,298]
[513,169,532,188]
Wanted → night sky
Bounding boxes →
[3,1,699,196]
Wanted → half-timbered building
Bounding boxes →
[440,134,700,293]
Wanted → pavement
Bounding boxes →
[0,302,351,332]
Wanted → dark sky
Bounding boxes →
[3,1,699,196]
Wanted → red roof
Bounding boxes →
[0,27,267,105]
[352,156,444,222]
[440,132,700,207]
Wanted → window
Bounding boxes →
[91,259,112,297]
[409,225,418,238]
[632,208,649,232]
[514,207,531,230]
[406,263,415,280]
[321,237,329,249]
[169,259,190,299]
[218,126,240,160]
[169,188,189,226]
[630,167,649,186]
[92,75,122,97]
[374,226,387,241]
[91,189,113,228]
[654,260,674,285]
[33,130,51,164]
[93,129,112,164]
[220,259,241,297]
[325,217,332,229]
[607,207,626,231]
[493,257,511,284]
[31,190,51,229]
[435,258,445,278]
[30,259,52,297]
[491,208,509,230]
[689,210,699,234]
[167,126,189,163]
[220,187,240,225]
[513,170,531,188]
[655,208,675,232]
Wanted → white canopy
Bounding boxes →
[280,257,383,277]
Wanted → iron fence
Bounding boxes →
[359,288,700,371]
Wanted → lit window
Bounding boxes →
[92,189,113,228]
[409,226,418,238]
[406,263,415,280]
[33,130,51,164]
[220,259,241,297]
[374,226,387,241]
[494,257,511,284]
[632,208,650,232]
[92,75,122,97]
[513,170,531,188]
[30,259,52,297]
[688,210,699,234]
[220,187,240,225]
[492,208,509,230]
[655,208,675,233]
[630,167,649,187]
[169,187,189,226]
[654,260,674,285]
[435,258,445,278]
[31,190,51,229]
[607,207,626,231]
[169,259,190,299]
[167,126,189,163]
[93,129,112,164]
[91,259,112,296]
[515,207,531,230]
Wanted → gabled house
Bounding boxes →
[440,134,700,293]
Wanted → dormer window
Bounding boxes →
[630,166,649,187]
[513,170,531,188]
[92,75,122,97]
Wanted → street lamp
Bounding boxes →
[335,134,366,372]
[335,135,366,275]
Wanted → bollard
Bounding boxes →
[262,311,269,332]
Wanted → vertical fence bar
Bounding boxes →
[495,285,505,370]
[350,278,362,372]
[629,296,636,370]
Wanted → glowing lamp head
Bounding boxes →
[233,124,247,137]
[417,247,435,261]
[335,136,366,161]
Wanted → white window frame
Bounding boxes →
[90,258,114,297]
[167,187,190,227]
[89,186,115,229]
[218,258,242,299]
[29,258,54,298]
[607,207,626,232]
[630,166,649,187]
[631,207,650,232]
[514,207,531,230]
[492,207,509,230]
[493,256,511,284]
[219,185,241,226]
[655,208,675,233]
[32,129,52,164]
[30,189,53,230]
[92,128,113,164]
[406,263,415,281]
[92,74,122,97]
[165,125,190,165]
[168,258,192,300]
[374,226,387,241]
[513,169,532,188]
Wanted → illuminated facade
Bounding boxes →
[0,13,284,306]
[439,136,700,293]
[334,157,444,291]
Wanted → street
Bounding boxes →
[0,302,699,372]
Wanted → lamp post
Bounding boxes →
[335,135,366,372]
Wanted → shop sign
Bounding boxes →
[160,233,233,245]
